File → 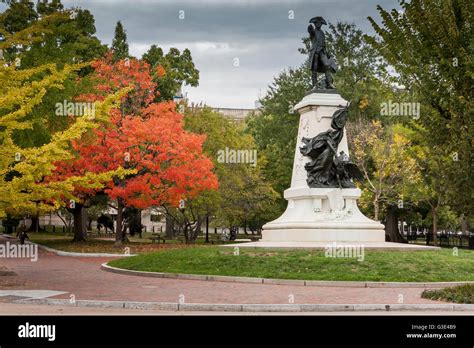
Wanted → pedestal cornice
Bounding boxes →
[294,92,348,111]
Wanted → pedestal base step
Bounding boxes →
[261,227,385,242]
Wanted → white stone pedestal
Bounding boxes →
[261,92,385,243]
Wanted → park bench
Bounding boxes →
[149,233,162,243]
[149,233,184,244]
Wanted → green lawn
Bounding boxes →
[108,246,474,282]
[422,284,474,304]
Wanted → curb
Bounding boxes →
[13,298,474,312]
[34,243,135,258]
[1,234,134,258]
[101,263,474,288]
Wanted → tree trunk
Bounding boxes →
[384,205,406,243]
[184,220,201,244]
[3,214,19,234]
[373,198,379,221]
[165,214,174,238]
[431,206,438,245]
[115,198,124,246]
[460,214,467,234]
[27,214,43,232]
[183,224,189,244]
[205,215,209,243]
[71,204,87,242]
[191,219,202,243]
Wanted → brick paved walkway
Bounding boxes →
[0,236,440,305]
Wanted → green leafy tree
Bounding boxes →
[399,122,464,243]
[111,21,129,62]
[0,0,106,147]
[164,106,279,243]
[246,67,308,210]
[142,45,199,101]
[348,120,422,242]
[0,0,37,46]
[366,0,474,220]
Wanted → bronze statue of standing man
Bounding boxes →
[308,16,337,90]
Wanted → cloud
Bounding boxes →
[59,0,401,107]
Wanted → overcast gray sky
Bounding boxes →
[6,0,401,108]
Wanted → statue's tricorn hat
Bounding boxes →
[309,16,327,25]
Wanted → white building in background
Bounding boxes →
[207,107,260,121]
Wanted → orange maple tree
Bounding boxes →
[52,53,218,244]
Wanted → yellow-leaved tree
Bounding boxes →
[348,120,422,242]
[0,14,134,221]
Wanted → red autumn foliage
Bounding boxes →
[52,52,218,210]
[78,51,157,107]
[69,101,218,208]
